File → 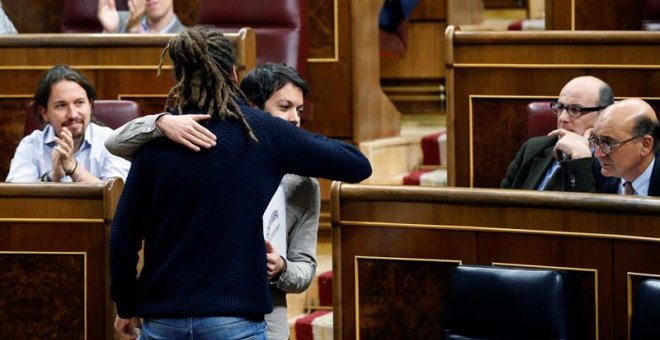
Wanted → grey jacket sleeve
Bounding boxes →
[104,113,167,161]
[271,176,320,293]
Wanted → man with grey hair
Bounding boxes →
[501,76,614,191]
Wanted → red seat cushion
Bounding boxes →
[520,101,556,146]
[318,270,333,307]
[421,131,446,166]
[295,310,332,340]
[403,169,433,186]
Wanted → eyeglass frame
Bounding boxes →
[588,134,644,156]
[550,101,607,118]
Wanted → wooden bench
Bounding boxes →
[332,182,660,339]
[0,178,123,339]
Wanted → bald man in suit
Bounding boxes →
[591,98,660,196]
[501,76,614,192]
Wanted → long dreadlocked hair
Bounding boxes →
[158,27,258,142]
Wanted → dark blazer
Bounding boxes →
[596,152,660,196]
[501,135,597,192]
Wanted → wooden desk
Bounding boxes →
[0,178,123,339]
[445,26,660,188]
[332,182,660,339]
[0,29,256,182]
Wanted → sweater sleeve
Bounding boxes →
[263,115,372,183]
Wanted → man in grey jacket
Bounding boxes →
[97,0,185,34]
[105,63,319,340]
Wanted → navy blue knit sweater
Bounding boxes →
[110,103,371,318]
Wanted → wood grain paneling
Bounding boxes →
[357,258,457,339]
[546,0,646,30]
[0,253,85,339]
[0,179,123,340]
[410,0,447,20]
[309,0,337,60]
[380,22,445,79]
[333,183,660,340]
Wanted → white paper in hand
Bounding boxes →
[263,183,287,259]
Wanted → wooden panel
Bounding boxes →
[446,28,660,187]
[0,179,123,340]
[0,31,254,182]
[380,22,446,79]
[351,0,401,141]
[357,258,457,338]
[305,0,352,138]
[309,0,337,59]
[332,183,660,340]
[410,0,447,20]
[0,253,85,338]
[0,98,31,181]
[546,0,646,30]
[334,224,477,338]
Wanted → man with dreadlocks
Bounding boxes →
[107,62,319,339]
[109,27,371,339]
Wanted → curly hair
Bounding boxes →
[159,27,257,141]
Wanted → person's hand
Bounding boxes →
[114,316,141,340]
[97,0,120,33]
[125,0,146,33]
[548,128,592,160]
[156,114,217,151]
[265,240,286,279]
[53,127,78,175]
[49,147,66,181]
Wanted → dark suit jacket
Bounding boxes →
[501,135,597,192]
[596,152,660,196]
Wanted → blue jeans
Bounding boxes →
[139,316,267,340]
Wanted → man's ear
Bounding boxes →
[38,106,48,123]
[641,135,654,156]
[231,65,238,84]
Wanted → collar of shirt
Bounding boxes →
[618,157,655,196]
[141,15,177,34]
[42,124,93,153]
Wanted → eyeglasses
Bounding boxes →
[588,134,643,155]
[550,102,607,118]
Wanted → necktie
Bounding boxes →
[624,181,635,195]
